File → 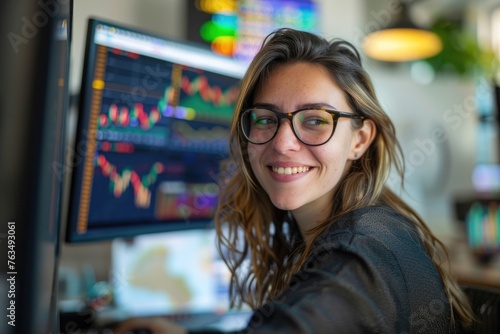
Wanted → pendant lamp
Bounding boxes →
[363,1,442,62]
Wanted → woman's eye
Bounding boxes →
[254,117,276,126]
[303,117,329,126]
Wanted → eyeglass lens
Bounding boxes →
[241,108,337,145]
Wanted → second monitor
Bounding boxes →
[66,18,245,242]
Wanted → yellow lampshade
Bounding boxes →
[363,28,442,62]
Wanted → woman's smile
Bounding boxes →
[271,165,310,175]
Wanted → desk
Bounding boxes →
[445,237,500,290]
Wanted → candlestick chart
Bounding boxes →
[78,45,241,232]
[96,49,238,153]
[87,150,221,226]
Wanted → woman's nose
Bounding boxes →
[271,120,301,153]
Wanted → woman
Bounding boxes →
[116,28,473,333]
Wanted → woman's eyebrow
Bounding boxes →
[298,102,338,110]
[251,102,278,110]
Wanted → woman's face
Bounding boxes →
[247,62,369,228]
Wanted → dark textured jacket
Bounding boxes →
[242,205,453,333]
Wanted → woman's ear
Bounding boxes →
[350,119,376,160]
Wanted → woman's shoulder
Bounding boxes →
[284,205,451,333]
[310,205,435,280]
[309,205,449,311]
[337,204,414,228]
[317,205,422,249]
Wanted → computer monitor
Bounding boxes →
[100,229,252,332]
[110,229,232,316]
[66,18,245,243]
[0,0,72,333]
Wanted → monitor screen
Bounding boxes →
[110,229,232,316]
[465,199,500,256]
[186,0,319,62]
[455,196,500,257]
[66,18,245,242]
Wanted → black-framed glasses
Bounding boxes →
[240,107,365,146]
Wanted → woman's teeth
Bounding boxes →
[272,166,310,175]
